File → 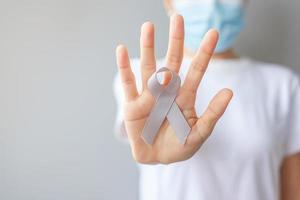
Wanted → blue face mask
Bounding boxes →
[173,0,246,53]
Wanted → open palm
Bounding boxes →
[116,14,233,164]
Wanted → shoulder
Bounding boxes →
[247,59,300,118]
[246,59,300,90]
[251,60,299,79]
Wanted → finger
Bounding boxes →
[165,14,184,73]
[186,89,233,146]
[182,29,219,94]
[140,22,156,88]
[116,45,138,101]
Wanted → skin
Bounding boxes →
[165,0,300,199]
[115,0,300,198]
[116,15,233,164]
[281,153,300,200]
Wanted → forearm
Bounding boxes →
[281,153,300,200]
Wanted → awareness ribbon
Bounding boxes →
[142,67,191,145]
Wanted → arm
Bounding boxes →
[281,153,300,200]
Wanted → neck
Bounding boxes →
[184,48,239,60]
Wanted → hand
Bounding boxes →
[115,14,233,164]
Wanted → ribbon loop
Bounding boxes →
[142,67,191,145]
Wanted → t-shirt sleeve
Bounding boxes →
[283,74,300,156]
[113,71,129,143]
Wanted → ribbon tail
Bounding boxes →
[142,92,176,145]
[167,103,191,144]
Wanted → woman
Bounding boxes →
[114,0,300,199]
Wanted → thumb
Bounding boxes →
[185,88,233,148]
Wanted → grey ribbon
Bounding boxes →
[142,67,191,145]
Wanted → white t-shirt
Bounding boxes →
[113,57,300,200]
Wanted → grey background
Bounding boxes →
[0,0,299,200]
